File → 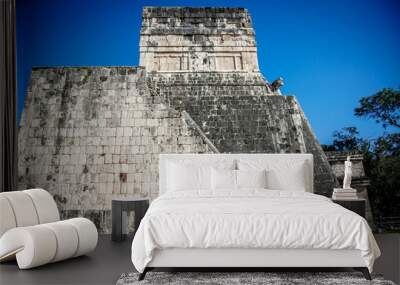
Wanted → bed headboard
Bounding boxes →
[159,153,314,195]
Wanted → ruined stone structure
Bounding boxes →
[141,7,337,194]
[140,7,260,73]
[325,151,374,224]
[18,7,337,232]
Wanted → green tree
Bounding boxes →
[354,88,400,129]
[321,144,336,151]
[331,127,367,152]
[365,133,400,226]
[327,87,400,231]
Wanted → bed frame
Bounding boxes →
[139,154,372,281]
[139,248,370,280]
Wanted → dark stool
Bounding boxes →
[111,198,149,242]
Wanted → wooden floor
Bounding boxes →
[0,234,399,285]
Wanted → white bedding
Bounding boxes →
[131,190,380,273]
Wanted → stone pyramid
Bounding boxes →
[141,7,337,195]
[17,7,337,232]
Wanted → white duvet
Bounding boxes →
[131,190,380,273]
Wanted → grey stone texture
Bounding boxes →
[141,7,337,195]
[18,7,338,232]
[140,7,261,74]
[18,67,212,232]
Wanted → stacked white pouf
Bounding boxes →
[0,189,98,269]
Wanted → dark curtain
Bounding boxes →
[0,0,17,192]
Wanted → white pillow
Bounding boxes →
[165,159,236,193]
[266,164,307,192]
[211,168,236,191]
[238,159,309,192]
[167,162,211,191]
[236,169,267,189]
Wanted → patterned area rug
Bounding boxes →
[116,272,396,285]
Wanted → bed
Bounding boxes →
[131,154,380,280]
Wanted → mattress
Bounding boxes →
[131,190,380,273]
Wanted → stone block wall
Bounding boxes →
[326,152,366,179]
[149,73,337,195]
[18,67,212,232]
[140,7,262,73]
[141,7,337,195]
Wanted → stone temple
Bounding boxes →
[18,7,338,232]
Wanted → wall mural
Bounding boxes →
[18,7,340,233]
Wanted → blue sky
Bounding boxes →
[16,0,400,144]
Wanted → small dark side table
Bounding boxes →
[112,198,149,242]
[332,198,366,218]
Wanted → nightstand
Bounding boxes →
[332,198,366,218]
[112,198,149,242]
